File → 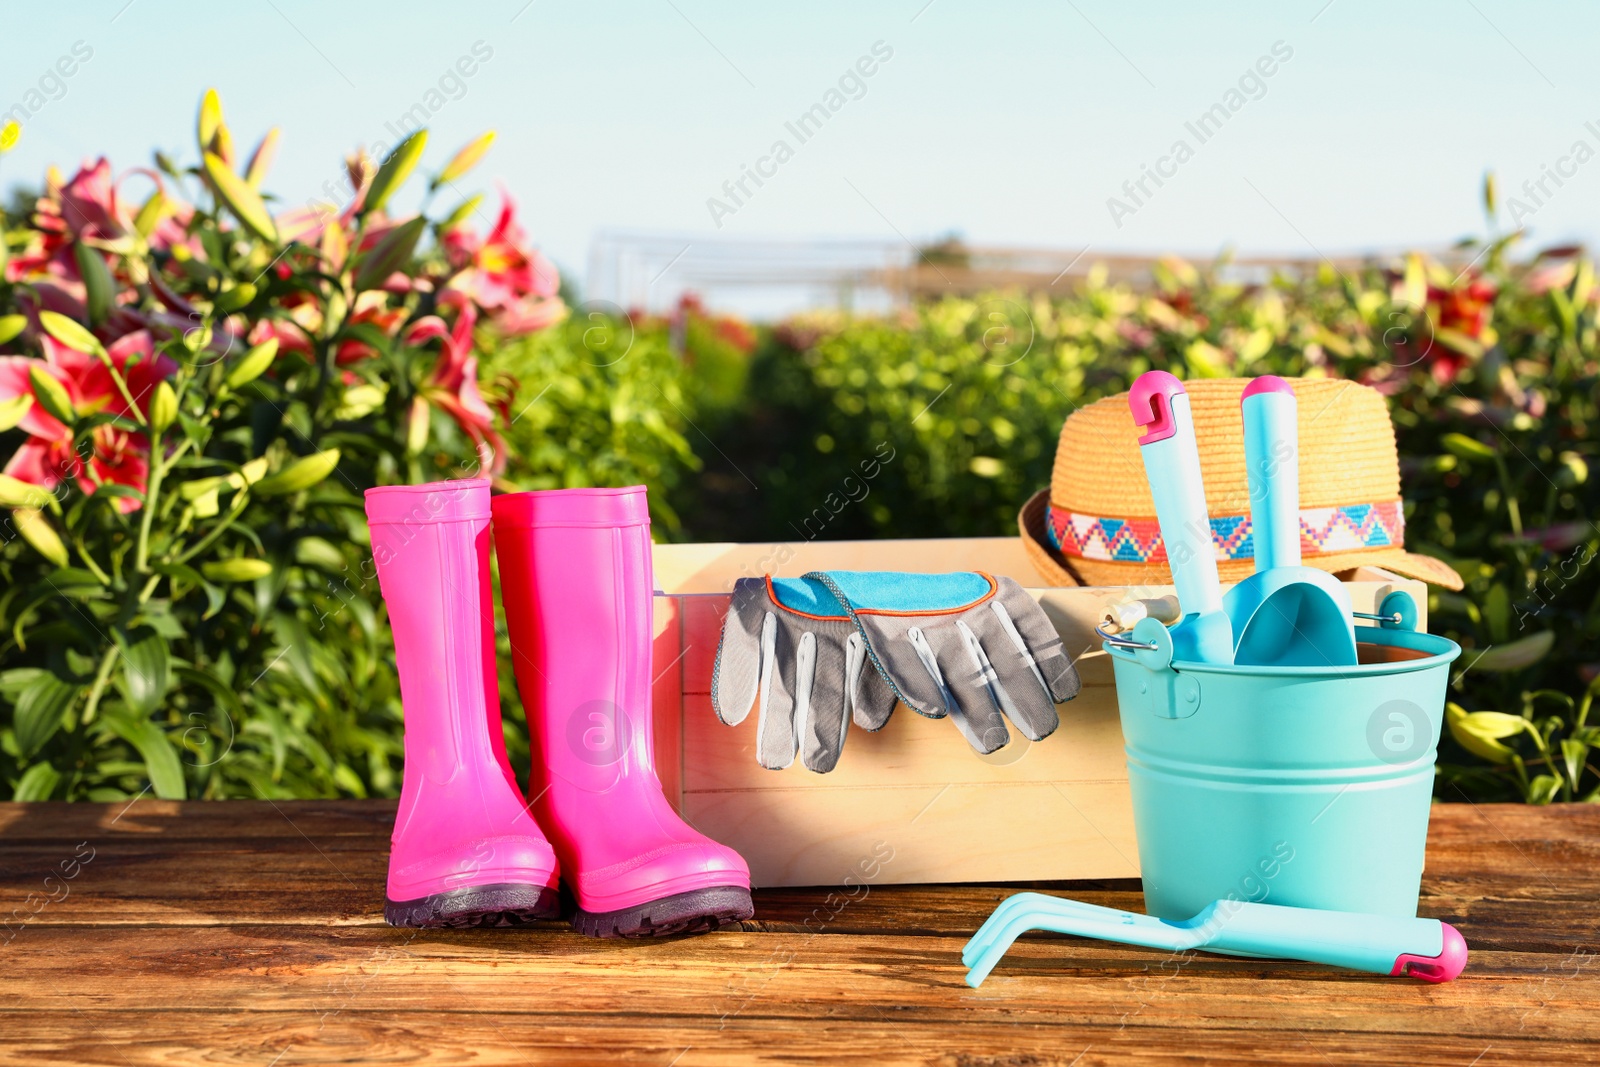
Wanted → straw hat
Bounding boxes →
[1018,376,1463,590]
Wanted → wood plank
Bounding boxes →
[680,688,1125,791]
[651,593,685,807]
[0,798,395,841]
[2,801,1597,1066]
[4,1010,1592,1067]
[0,923,1593,1040]
[685,780,1138,887]
[5,803,1597,932]
[652,537,1042,595]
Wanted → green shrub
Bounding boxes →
[685,241,1600,803]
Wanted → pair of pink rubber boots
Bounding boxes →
[364,480,753,937]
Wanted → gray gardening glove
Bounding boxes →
[804,570,1080,755]
[711,576,898,772]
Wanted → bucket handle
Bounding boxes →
[1367,590,1419,632]
[1100,617,1177,673]
[1100,618,1197,718]
[1095,623,1156,652]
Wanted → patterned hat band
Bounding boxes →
[1046,500,1404,564]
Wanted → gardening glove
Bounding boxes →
[712,571,1080,771]
[711,575,898,772]
[804,570,1079,755]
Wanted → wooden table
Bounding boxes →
[1,800,1596,1066]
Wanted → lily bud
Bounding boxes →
[149,381,178,432]
[28,365,75,425]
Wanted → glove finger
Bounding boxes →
[849,631,898,731]
[754,612,803,769]
[907,623,1011,755]
[800,630,850,773]
[855,616,949,721]
[993,578,1083,704]
[711,581,768,725]
[962,610,1060,742]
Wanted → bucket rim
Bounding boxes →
[1110,625,1461,678]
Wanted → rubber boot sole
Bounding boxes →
[571,885,755,938]
[385,882,561,928]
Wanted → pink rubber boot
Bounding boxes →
[365,478,560,927]
[492,486,754,937]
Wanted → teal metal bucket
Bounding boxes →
[1106,620,1460,921]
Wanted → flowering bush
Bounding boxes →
[687,191,1599,803]
[0,90,585,800]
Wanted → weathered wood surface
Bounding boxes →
[1,800,1597,1066]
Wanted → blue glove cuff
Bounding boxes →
[767,576,851,619]
[805,570,996,614]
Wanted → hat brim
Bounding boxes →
[1018,488,1464,592]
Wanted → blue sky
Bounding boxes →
[6,0,1598,298]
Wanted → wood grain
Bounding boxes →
[1,800,1596,1065]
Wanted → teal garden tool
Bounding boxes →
[962,893,1468,987]
[1127,371,1234,664]
[1222,376,1358,667]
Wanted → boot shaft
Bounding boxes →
[365,479,507,788]
[491,487,659,795]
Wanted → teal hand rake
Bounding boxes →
[963,892,1467,987]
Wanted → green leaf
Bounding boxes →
[0,668,45,696]
[353,216,426,292]
[0,392,33,432]
[1467,631,1555,672]
[0,313,27,345]
[38,310,104,356]
[47,568,107,591]
[28,364,76,424]
[12,761,62,801]
[202,558,274,583]
[173,665,243,759]
[12,671,77,757]
[1433,327,1485,360]
[74,242,116,327]
[1528,774,1562,805]
[224,337,278,389]
[252,448,341,496]
[106,716,186,800]
[203,150,279,243]
[332,763,368,797]
[1482,584,1511,644]
[1561,738,1589,789]
[1440,432,1496,463]
[152,562,224,616]
[113,626,171,716]
[364,129,427,215]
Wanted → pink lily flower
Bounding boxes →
[442,192,565,336]
[58,157,128,240]
[336,292,409,365]
[0,330,177,512]
[402,294,505,474]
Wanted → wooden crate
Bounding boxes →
[649,537,1425,888]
